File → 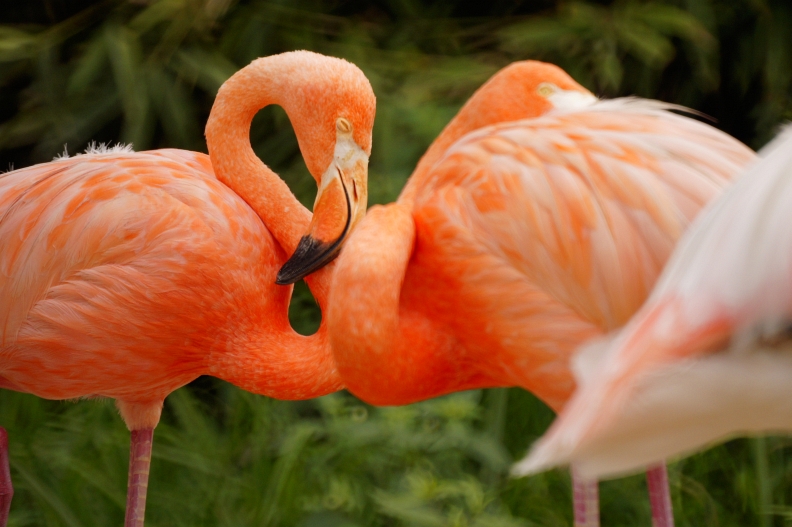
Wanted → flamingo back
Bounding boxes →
[413,101,754,331]
[515,126,792,479]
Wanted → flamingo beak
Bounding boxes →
[276,136,368,285]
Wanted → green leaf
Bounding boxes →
[499,19,576,53]
[12,461,85,527]
[147,66,200,148]
[67,35,108,95]
[173,47,237,94]
[614,21,674,67]
[103,24,151,147]
[631,3,715,47]
[594,40,623,91]
[0,27,38,62]
[129,0,186,34]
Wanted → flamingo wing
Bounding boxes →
[0,150,272,400]
[415,101,754,330]
[515,126,792,479]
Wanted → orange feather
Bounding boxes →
[329,64,753,410]
[327,60,754,527]
[520,127,792,480]
[0,51,375,526]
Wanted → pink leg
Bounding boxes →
[646,463,674,527]
[572,468,600,527]
[0,428,12,527]
[125,428,154,527]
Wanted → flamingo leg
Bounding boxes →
[646,463,674,527]
[0,428,12,527]
[125,428,154,527]
[572,468,599,527]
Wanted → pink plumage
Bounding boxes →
[0,50,376,527]
[518,126,792,480]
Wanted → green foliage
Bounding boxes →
[2,0,789,193]
[3,385,791,526]
[500,2,717,95]
[1,387,529,526]
[1,0,792,526]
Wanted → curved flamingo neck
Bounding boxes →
[203,55,341,394]
[328,204,417,402]
[205,56,333,307]
[399,87,544,205]
[399,62,563,206]
[210,321,341,399]
[328,203,497,404]
[399,116,474,206]
[398,75,520,206]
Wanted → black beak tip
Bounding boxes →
[275,234,340,286]
[275,250,310,285]
[275,267,300,286]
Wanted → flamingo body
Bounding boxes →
[331,99,754,411]
[517,126,792,480]
[0,148,334,420]
[327,61,754,527]
[0,50,376,526]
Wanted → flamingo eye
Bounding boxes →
[537,83,557,97]
[336,117,352,134]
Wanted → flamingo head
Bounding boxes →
[403,61,597,196]
[276,52,376,285]
[458,61,597,132]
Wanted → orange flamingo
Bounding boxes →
[0,51,375,527]
[289,61,754,526]
[517,125,792,482]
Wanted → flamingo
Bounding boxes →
[0,50,375,527]
[515,125,792,483]
[284,61,755,526]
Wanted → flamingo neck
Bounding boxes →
[211,320,341,399]
[328,203,427,403]
[398,75,524,206]
[205,57,333,307]
[399,117,473,206]
[398,70,556,206]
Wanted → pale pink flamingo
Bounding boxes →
[286,61,755,526]
[0,50,374,527]
[516,125,792,484]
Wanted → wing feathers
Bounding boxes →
[417,103,754,328]
[0,151,243,347]
[516,125,792,479]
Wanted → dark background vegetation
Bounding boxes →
[0,0,791,525]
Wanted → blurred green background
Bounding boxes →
[1,0,791,525]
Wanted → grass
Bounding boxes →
[2,382,790,526]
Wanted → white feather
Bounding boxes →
[547,89,598,111]
[83,141,135,155]
[523,342,792,479]
[514,124,792,480]
[652,125,792,329]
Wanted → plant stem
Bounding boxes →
[481,388,509,485]
[752,436,772,527]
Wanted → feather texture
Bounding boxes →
[516,126,792,479]
[0,150,277,401]
[330,77,754,412]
